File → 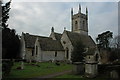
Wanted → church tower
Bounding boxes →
[71,4,88,35]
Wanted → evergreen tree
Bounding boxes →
[71,41,85,62]
[2,0,11,28]
[2,0,20,59]
[1,0,21,77]
[96,31,113,50]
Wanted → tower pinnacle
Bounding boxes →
[86,7,88,15]
[71,8,73,16]
[71,4,88,35]
[78,4,81,13]
[86,7,88,20]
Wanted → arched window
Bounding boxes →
[66,48,69,59]
[36,46,38,55]
[95,54,98,61]
[75,21,78,30]
[32,49,34,56]
[83,21,85,29]
[55,51,57,57]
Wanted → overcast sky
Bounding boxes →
[8,1,118,42]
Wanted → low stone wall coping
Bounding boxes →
[73,62,84,65]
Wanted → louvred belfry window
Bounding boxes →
[75,21,78,30]
[83,21,85,30]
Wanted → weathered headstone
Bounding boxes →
[85,63,98,78]
[110,70,119,79]
[72,62,85,75]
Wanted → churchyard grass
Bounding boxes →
[55,74,106,80]
[6,62,73,78]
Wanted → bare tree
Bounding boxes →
[110,35,120,49]
[109,35,120,61]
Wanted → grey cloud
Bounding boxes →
[8,2,118,41]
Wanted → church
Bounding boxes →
[20,4,96,62]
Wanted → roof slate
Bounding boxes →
[38,38,64,51]
[54,32,62,40]
[86,48,96,55]
[23,33,64,51]
[23,33,50,48]
[65,30,96,48]
[23,30,95,52]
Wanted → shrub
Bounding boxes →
[2,60,13,77]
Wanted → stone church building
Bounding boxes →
[21,4,96,62]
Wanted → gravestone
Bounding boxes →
[85,63,98,78]
[72,62,85,75]
[110,70,119,79]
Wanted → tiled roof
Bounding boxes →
[23,33,64,51]
[86,48,96,55]
[65,30,96,48]
[38,37,64,51]
[23,33,49,48]
[54,32,62,40]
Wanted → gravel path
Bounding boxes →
[29,70,72,80]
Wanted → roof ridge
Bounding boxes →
[25,33,49,38]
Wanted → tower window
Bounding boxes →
[83,21,85,29]
[75,21,78,30]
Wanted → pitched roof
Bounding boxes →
[38,37,64,51]
[23,33,64,51]
[65,30,96,48]
[86,48,96,55]
[54,32,62,40]
[23,33,50,48]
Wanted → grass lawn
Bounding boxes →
[55,74,106,80]
[6,62,73,78]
